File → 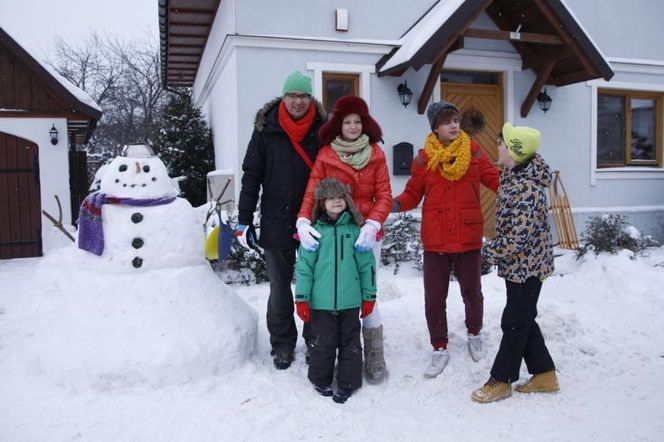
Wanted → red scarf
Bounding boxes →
[278,101,316,169]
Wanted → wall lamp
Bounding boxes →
[397,80,413,108]
[537,88,552,113]
[49,124,59,145]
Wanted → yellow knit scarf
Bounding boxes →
[423,130,472,181]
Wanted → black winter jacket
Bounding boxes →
[238,97,326,248]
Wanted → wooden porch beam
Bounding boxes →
[417,53,448,115]
[521,45,574,70]
[551,70,593,86]
[520,60,556,118]
[463,28,563,45]
[532,0,598,76]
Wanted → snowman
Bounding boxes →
[26,145,257,392]
[78,144,204,271]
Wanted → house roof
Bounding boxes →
[159,0,221,87]
[0,27,102,144]
[376,0,615,116]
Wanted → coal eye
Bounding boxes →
[143,165,150,173]
[119,164,128,172]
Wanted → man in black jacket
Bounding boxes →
[236,71,326,369]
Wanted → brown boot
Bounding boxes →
[471,377,512,403]
[515,369,559,393]
[362,325,387,383]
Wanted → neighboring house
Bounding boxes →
[0,27,101,259]
[159,0,664,242]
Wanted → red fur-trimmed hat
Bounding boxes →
[319,95,383,145]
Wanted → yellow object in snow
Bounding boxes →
[205,226,220,260]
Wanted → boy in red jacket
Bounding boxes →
[392,101,499,378]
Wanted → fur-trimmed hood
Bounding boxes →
[311,177,364,226]
[253,97,326,132]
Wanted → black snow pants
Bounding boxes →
[307,309,362,391]
[264,247,310,354]
[490,276,555,383]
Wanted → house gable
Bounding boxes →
[376,0,615,116]
[0,27,101,144]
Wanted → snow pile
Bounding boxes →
[24,246,257,392]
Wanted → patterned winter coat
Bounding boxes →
[297,144,392,226]
[482,154,554,283]
[394,139,499,253]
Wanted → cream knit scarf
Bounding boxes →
[330,134,372,170]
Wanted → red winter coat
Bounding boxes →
[298,144,392,225]
[394,139,499,253]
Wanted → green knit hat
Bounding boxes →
[282,70,312,96]
[502,122,541,163]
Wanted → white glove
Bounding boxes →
[296,217,321,252]
[355,219,381,253]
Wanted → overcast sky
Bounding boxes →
[0,0,159,60]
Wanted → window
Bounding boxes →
[322,73,359,116]
[597,89,662,167]
[441,70,501,85]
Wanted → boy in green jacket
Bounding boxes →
[295,177,377,404]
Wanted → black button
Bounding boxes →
[132,238,144,249]
[131,212,143,223]
[132,257,143,268]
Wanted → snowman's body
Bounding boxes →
[96,151,205,270]
[30,148,258,391]
[101,198,203,271]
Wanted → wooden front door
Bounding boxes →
[0,132,42,258]
[442,75,503,238]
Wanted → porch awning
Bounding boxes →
[159,0,221,87]
[376,0,614,116]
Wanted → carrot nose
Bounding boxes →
[135,162,141,174]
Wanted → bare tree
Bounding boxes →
[47,33,167,169]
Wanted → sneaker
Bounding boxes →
[424,348,449,378]
[271,349,294,370]
[515,369,560,393]
[314,384,333,397]
[332,388,353,404]
[471,377,512,403]
[467,333,484,362]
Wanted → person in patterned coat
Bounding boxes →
[471,122,559,404]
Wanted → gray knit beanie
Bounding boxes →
[426,100,460,130]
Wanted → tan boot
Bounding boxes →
[362,325,387,383]
[515,369,560,393]
[471,377,512,403]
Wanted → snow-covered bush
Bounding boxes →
[577,214,658,258]
[381,213,424,274]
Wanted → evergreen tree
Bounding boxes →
[381,213,424,274]
[154,88,214,206]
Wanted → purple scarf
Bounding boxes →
[77,192,176,256]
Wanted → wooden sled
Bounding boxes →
[549,171,579,249]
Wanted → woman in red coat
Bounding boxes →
[296,95,392,383]
[393,101,499,379]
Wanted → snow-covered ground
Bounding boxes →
[1,246,663,441]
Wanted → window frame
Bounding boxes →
[322,72,360,115]
[597,88,663,168]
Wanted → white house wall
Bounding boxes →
[234,0,433,41]
[566,0,664,61]
[0,117,71,252]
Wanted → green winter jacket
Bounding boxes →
[295,211,376,310]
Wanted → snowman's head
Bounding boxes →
[100,155,178,199]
